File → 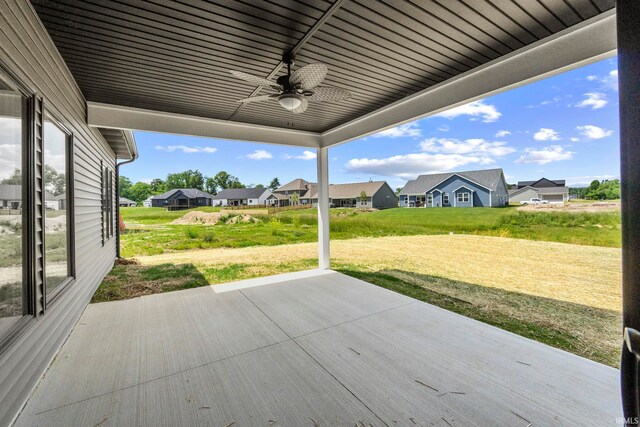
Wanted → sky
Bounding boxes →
[122,57,620,190]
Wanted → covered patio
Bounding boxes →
[15,271,619,426]
[2,0,639,425]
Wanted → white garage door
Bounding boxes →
[542,194,564,202]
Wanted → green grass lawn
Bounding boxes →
[120,206,621,257]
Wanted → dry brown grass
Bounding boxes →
[137,234,621,312]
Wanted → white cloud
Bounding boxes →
[495,130,511,138]
[246,149,273,160]
[155,145,217,154]
[570,137,580,142]
[437,124,450,132]
[576,92,608,110]
[566,174,619,186]
[418,137,515,157]
[373,122,421,138]
[533,128,560,141]
[283,150,316,160]
[602,70,618,91]
[515,145,574,165]
[434,100,501,123]
[345,153,487,179]
[586,75,597,81]
[576,125,613,140]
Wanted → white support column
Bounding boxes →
[317,147,330,270]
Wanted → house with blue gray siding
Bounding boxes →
[399,168,509,208]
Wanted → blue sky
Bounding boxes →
[123,57,619,190]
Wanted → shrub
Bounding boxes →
[184,227,199,239]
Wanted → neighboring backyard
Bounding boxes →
[96,204,623,368]
[119,204,621,257]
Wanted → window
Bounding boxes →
[43,115,73,298]
[427,194,433,205]
[457,192,470,203]
[443,193,449,204]
[101,163,114,244]
[0,76,26,336]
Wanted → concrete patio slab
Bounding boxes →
[14,271,621,426]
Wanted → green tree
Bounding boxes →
[254,184,265,188]
[119,176,133,199]
[228,177,245,189]
[166,170,204,190]
[359,190,368,205]
[149,178,166,194]
[268,177,281,190]
[204,177,218,195]
[0,168,22,185]
[212,171,244,191]
[44,164,66,196]
[585,179,620,200]
[127,182,153,203]
[291,192,299,205]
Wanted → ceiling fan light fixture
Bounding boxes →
[278,93,302,110]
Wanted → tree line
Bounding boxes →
[119,170,282,204]
[569,179,620,200]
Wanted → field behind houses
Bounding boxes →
[119,205,621,257]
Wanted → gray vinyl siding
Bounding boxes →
[491,173,509,206]
[509,188,540,203]
[372,183,399,209]
[0,2,117,425]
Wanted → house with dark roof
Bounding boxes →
[1,184,60,210]
[399,168,509,208]
[118,197,136,207]
[509,178,568,204]
[212,187,272,207]
[150,188,213,208]
[270,178,316,207]
[303,181,398,209]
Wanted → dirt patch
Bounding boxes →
[225,214,260,224]
[517,201,620,213]
[170,211,223,225]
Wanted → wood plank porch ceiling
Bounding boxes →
[32,0,615,133]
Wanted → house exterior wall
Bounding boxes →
[400,195,416,207]
[372,183,399,209]
[0,2,119,424]
[257,190,272,205]
[509,188,540,203]
[427,176,490,207]
[491,174,510,207]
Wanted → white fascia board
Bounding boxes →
[320,10,616,148]
[87,102,322,148]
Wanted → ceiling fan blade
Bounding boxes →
[289,63,327,90]
[230,70,280,89]
[307,86,352,102]
[236,94,274,104]
[291,97,308,114]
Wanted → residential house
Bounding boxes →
[150,189,213,208]
[400,168,509,208]
[1,184,59,210]
[142,196,154,207]
[0,184,23,210]
[118,197,136,207]
[270,178,315,206]
[303,181,398,209]
[509,178,569,204]
[212,187,272,206]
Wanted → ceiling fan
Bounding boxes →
[229,53,351,114]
